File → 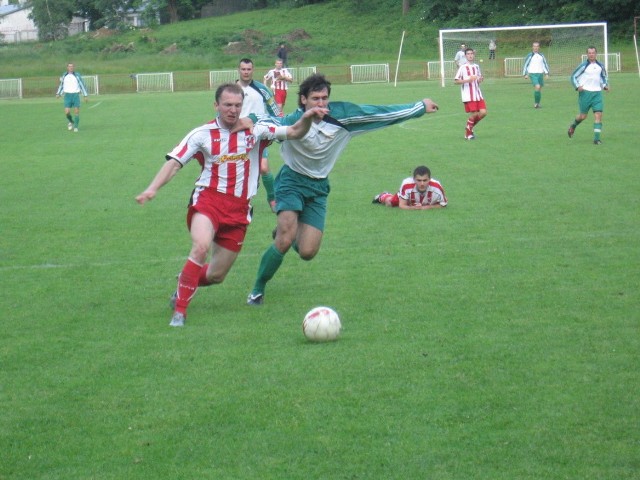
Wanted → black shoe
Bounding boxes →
[593,140,602,145]
[247,293,264,306]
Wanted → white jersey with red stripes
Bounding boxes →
[398,177,447,207]
[264,67,292,91]
[455,63,484,103]
[166,119,287,201]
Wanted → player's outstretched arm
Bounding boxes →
[285,106,328,139]
[135,159,182,205]
[422,99,439,113]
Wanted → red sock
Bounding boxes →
[198,263,214,286]
[379,193,394,204]
[466,117,476,135]
[473,114,483,126]
[175,258,202,314]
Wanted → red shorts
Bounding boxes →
[186,189,252,252]
[464,99,487,113]
[274,89,287,106]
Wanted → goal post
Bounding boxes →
[438,23,608,87]
[635,17,640,78]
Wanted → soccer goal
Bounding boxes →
[0,78,23,99]
[438,22,608,86]
[135,72,174,93]
[209,70,237,89]
[289,66,317,85]
[350,64,389,84]
[83,75,99,95]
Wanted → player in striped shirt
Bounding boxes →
[567,46,609,145]
[454,48,487,140]
[372,166,447,209]
[263,59,293,113]
[135,83,327,327]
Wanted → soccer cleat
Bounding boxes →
[465,134,475,140]
[67,122,73,131]
[372,193,385,204]
[246,292,264,306]
[567,125,575,138]
[534,103,541,109]
[73,128,78,132]
[593,140,602,145]
[169,291,177,310]
[169,312,186,327]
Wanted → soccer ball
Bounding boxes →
[302,306,342,342]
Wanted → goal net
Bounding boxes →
[0,78,23,99]
[135,72,174,93]
[438,23,608,86]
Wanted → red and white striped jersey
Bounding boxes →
[398,177,447,207]
[166,119,287,201]
[455,63,484,103]
[264,67,292,91]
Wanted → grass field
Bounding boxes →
[1,74,639,479]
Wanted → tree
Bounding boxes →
[29,0,76,41]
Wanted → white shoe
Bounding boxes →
[68,122,73,131]
[169,312,185,327]
[73,128,78,133]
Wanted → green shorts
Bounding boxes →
[578,90,603,114]
[274,165,330,231]
[528,73,544,87]
[63,92,81,109]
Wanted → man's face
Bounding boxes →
[414,174,431,193]
[301,87,329,111]
[238,62,254,82]
[465,50,475,62]
[215,90,243,129]
[67,64,74,72]
[532,43,540,53]
[587,48,597,62]
[275,60,283,69]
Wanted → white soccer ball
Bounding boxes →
[302,306,342,342]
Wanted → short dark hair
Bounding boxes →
[215,83,244,103]
[465,48,474,54]
[297,74,331,108]
[239,58,253,66]
[413,165,431,178]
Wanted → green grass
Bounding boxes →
[1,74,639,479]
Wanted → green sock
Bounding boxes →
[252,244,285,294]
[66,113,73,123]
[534,91,541,104]
[261,172,275,203]
[74,116,79,128]
[594,122,602,141]
[571,119,582,129]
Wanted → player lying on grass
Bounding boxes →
[372,165,447,209]
[135,83,327,327]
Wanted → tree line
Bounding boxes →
[29,0,637,41]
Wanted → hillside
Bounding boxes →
[1,2,435,78]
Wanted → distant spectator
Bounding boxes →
[277,43,288,66]
[489,39,496,60]
[454,43,467,67]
